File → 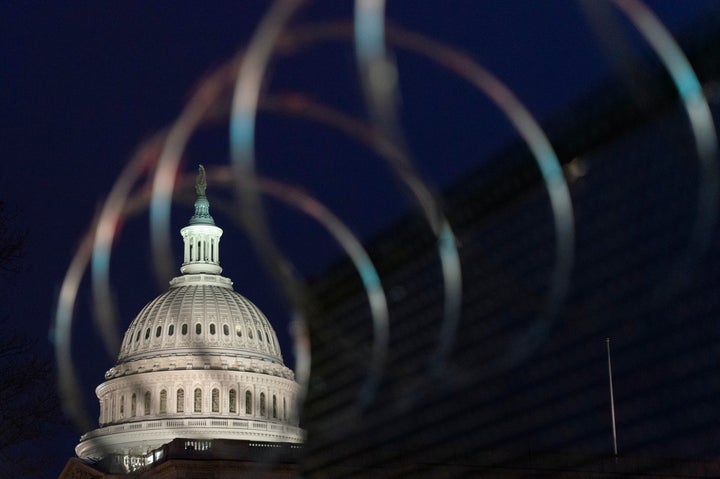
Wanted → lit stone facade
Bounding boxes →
[75,167,303,462]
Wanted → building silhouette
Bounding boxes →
[300,11,720,478]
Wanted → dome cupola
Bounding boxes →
[180,165,223,275]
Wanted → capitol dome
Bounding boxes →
[114,274,286,368]
[76,167,304,464]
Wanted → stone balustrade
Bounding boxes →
[81,417,304,441]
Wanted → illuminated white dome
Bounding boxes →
[76,166,303,464]
[115,274,285,367]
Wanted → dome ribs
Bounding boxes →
[114,278,286,368]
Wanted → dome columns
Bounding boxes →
[180,223,223,275]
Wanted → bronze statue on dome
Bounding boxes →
[195,164,207,196]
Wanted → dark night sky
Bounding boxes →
[0,1,717,477]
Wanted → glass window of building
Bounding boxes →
[194,388,202,412]
[177,389,184,413]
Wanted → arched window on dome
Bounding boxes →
[131,393,137,417]
[248,329,253,339]
[267,332,275,353]
[272,395,277,419]
[223,324,229,336]
[145,328,150,340]
[212,388,219,413]
[120,395,125,418]
[182,324,188,335]
[258,329,263,341]
[245,391,252,414]
[209,323,216,335]
[236,326,242,337]
[229,389,237,413]
[260,392,266,417]
[135,330,141,342]
[155,326,161,338]
[168,324,174,336]
[194,388,202,412]
[195,323,202,335]
[159,390,167,414]
[144,391,151,415]
[177,389,184,413]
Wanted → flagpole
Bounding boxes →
[606,337,618,457]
